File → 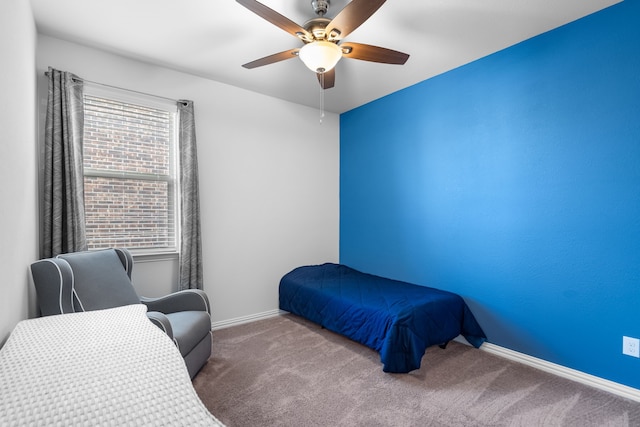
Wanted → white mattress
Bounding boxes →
[0,304,224,426]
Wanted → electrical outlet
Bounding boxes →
[623,336,640,358]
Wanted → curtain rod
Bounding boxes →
[45,69,188,105]
[84,78,188,105]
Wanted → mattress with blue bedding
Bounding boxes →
[279,263,486,373]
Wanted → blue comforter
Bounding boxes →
[279,263,486,373]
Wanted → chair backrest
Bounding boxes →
[31,248,140,316]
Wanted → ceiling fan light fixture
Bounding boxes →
[298,41,342,73]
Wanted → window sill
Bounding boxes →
[130,250,179,263]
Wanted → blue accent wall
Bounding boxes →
[340,1,640,389]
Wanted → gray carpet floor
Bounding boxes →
[193,314,640,426]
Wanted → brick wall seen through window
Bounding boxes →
[83,93,178,251]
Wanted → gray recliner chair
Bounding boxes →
[30,248,212,379]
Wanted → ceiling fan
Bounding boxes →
[236,0,410,89]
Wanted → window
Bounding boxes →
[82,85,179,253]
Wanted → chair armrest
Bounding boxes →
[146,311,174,340]
[140,289,210,315]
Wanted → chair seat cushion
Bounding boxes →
[166,311,212,357]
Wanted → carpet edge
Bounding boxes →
[480,342,640,403]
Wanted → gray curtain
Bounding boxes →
[177,100,204,290]
[42,68,87,258]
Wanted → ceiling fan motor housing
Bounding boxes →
[312,0,329,16]
[304,17,331,40]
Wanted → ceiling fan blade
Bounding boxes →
[236,0,313,41]
[242,48,300,69]
[341,42,409,64]
[317,68,336,89]
[325,0,386,41]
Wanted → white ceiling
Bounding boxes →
[30,0,619,114]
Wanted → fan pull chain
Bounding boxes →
[319,73,325,124]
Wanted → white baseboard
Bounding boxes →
[479,342,640,403]
[211,309,286,330]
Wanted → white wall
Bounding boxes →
[0,0,38,344]
[36,35,340,323]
